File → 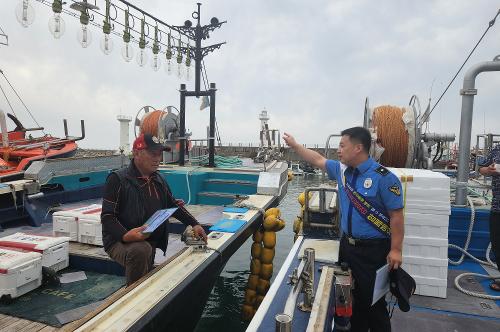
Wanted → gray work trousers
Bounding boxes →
[106,241,154,286]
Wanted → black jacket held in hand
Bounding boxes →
[100,161,199,253]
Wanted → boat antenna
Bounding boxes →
[0,69,45,134]
[426,8,500,119]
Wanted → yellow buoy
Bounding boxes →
[251,242,262,259]
[260,247,275,264]
[241,304,254,321]
[247,274,259,290]
[250,259,261,274]
[293,217,302,233]
[256,279,270,295]
[255,295,265,308]
[263,215,279,231]
[264,208,281,218]
[260,263,273,280]
[263,231,276,248]
[252,229,264,242]
[298,192,312,206]
[244,288,257,306]
[275,219,286,231]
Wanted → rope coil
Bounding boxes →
[372,106,409,168]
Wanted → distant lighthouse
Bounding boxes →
[117,115,132,153]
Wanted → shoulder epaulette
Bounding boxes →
[375,166,389,176]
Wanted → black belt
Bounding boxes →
[342,235,390,247]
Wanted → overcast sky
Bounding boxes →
[1,0,499,150]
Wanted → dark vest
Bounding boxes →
[109,164,171,252]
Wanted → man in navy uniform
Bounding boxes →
[478,144,500,291]
[283,127,404,332]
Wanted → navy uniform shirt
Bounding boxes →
[478,144,500,212]
[325,157,404,239]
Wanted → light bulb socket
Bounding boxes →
[103,21,111,34]
[139,38,146,49]
[176,52,183,64]
[52,0,63,14]
[153,43,160,55]
[80,11,89,25]
[166,49,172,60]
[123,31,131,43]
[185,57,191,67]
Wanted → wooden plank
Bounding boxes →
[306,266,335,332]
[17,321,49,332]
[38,326,59,332]
[1,317,34,331]
[0,315,20,330]
[63,247,190,332]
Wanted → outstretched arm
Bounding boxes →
[283,132,327,171]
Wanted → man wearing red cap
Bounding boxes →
[101,133,207,286]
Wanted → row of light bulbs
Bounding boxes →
[15,0,192,79]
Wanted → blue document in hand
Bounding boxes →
[142,207,178,234]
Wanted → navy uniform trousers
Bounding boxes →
[339,236,392,332]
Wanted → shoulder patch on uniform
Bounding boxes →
[389,183,401,196]
[375,166,389,176]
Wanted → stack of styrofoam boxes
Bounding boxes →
[53,204,103,246]
[0,233,70,272]
[0,247,42,299]
[389,168,451,298]
[77,205,103,246]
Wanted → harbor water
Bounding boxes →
[195,174,329,331]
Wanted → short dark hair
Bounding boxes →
[341,127,371,153]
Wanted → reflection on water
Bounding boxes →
[194,174,331,332]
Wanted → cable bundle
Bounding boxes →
[140,110,165,137]
[372,106,409,168]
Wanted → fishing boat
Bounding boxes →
[246,54,500,332]
[0,3,292,331]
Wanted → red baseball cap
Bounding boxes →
[133,133,171,151]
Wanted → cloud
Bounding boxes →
[0,0,499,150]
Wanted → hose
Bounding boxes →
[449,196,500,300]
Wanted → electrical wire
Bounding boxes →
[427,9,500,120]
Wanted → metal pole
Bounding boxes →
[208,83,216,167]
[455,59,500,205]
[179,84,187,166]
[275,314,292,332]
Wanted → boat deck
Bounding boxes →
[249,237,500,332]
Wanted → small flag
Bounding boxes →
[200,96,210,110]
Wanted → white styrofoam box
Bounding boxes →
[78,218,103,246]
[53,214,78,241]
[389,168,451,215]
[0,247,42,299]
[404,212,449,239]
[403,255,448,280]
[72,205,103,246]
[389,168,451,191]
[403,236,448,259]
[0,233,70,272]
[52,204,102,241]
[413,275,447,298]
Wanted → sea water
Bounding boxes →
[195,174,327,331]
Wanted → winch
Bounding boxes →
[181,225,207,253]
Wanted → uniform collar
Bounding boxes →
[348,157,374,175]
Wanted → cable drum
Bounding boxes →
[366,105,417,168]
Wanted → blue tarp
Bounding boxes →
[209,219,246,233]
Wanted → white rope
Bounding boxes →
[449,196,500,300]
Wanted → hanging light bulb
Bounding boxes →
[15,0,35,28]
[121,9,133,62]
[48,0,65,39]
[100,0,113,55]
[185,44,192,81]
[136,18,148,67]
[77,9,92,48]
[176,38,183,78]
[165,33,173,75]
[151,25,161,71]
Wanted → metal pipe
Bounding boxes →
[179,84,187,166]
[208,83,216,167]
[456,59,500,205]
[0,109,8,148]
[303,248,315,309]
[275,314,292,332]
